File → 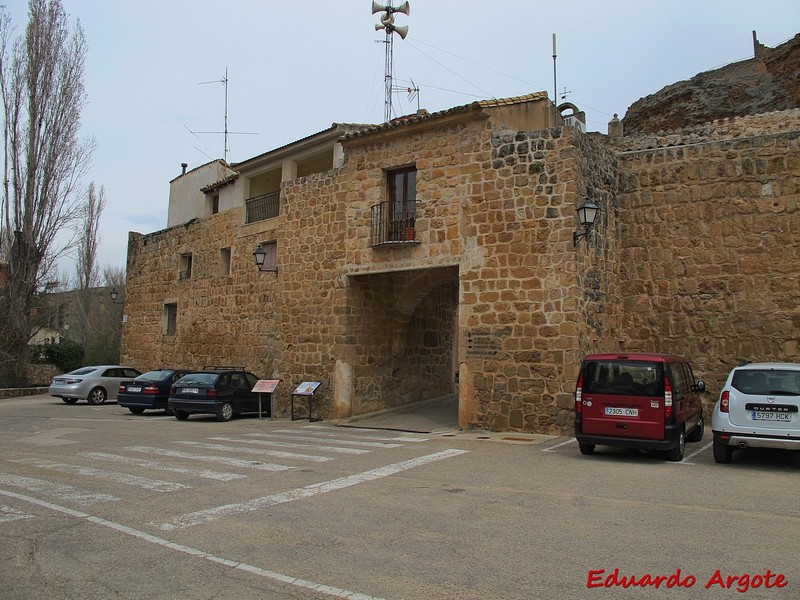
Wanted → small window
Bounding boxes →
[179,253,193,280]
[212,194,219,215]
[257,241,277,272]
[220,247,232,276]
[164,303,177,335]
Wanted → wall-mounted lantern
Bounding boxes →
[110,288,119,303]
[573,200,599,246]
[253,244,278,275]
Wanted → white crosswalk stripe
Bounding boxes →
[10,459,190,493]
[0,472,119,505]
[1,504,35,523]
[207,436,371,455]
[126,446,298,471]
[245,432,403,448]
[80,452,247,481]
[175,441,334,462]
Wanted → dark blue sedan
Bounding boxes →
[118,369,191,414]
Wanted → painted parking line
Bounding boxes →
[208,436,371,455]
[0,488,386,600]
[0,472,119,506]
[126,446,299,470]
[245,432,404,449]
[174,441,333,463]
[81,452,247,481]
[1,505,35,523]
[11,459,189,493]
[542,438,577,453]
[155,448,470,531]
[675,441,714,465]
[296,425,429,443]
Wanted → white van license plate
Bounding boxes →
[751,411,792,422]
[605,407,638,417]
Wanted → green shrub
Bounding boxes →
[43,340,85,373]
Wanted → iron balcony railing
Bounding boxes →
[245,191,280,223]
[370,201,417,246]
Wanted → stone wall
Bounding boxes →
[121,102,800,435]
[609,109,800,409]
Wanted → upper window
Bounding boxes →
[164,303,177,335]
[371,166,418,245]
[257,241,278,272]
[179,253,193,280]
[388,167,416,225]
[220,247,232,276]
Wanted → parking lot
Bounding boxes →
[1,394,799,599]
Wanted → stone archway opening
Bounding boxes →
[345,265,459,428]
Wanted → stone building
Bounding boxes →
[121,88,800,435]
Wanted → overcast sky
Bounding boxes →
[4,0,799,279]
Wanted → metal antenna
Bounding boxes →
[373,2,410,123]
[552,34,557,107]
[194,67,258,162]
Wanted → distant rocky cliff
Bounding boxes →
[622,32,800,135]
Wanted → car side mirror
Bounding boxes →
[693,380,706,393]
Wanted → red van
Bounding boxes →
[574,353,706,461]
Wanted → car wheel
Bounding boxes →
[217,402,234,422]
[173,410,189,421]
[87,387,107,405]
[713,437,733,464]
[686,412,704,442]
[666,429,685,462]
[128,407,145,415]
[61,397,78,405]
[578,443,595,455]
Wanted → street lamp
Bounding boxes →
[110,288,118,303]
[573,200,600,246]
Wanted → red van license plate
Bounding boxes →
[751,412,792,422]
[605,407,638,417]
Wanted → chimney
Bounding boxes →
[181,162,188,175]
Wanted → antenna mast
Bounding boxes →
[193,67,258,163]
[552,34,557,107]
[372,1,410,123]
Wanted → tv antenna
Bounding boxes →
[191,67,258,163]
[372,1,410,123]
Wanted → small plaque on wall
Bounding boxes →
[466,332,498,357]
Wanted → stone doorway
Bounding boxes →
[342,266,460,427]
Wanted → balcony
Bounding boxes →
[245,191,280,224]
[370,201,419,247]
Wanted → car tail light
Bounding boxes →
[170,386,176,395]
[206,389,218,397]
[720,390,730,413]
[143,384,159,395]
[664,377,673,419]
[575,374,583,414]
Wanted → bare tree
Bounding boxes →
[0,0,94,385]
[73,182,105,346]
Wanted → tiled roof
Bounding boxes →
[342,91,550,140]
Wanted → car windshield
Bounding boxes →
[732,369,800,396]
[136,370,172,381]
[68,367,97,376]
[582,360,664,397]
[175,373,218,386]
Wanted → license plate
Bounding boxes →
[127,386,141,393]
[605,407,638,417]
[181,388,199,394]
[751,411,792,422]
